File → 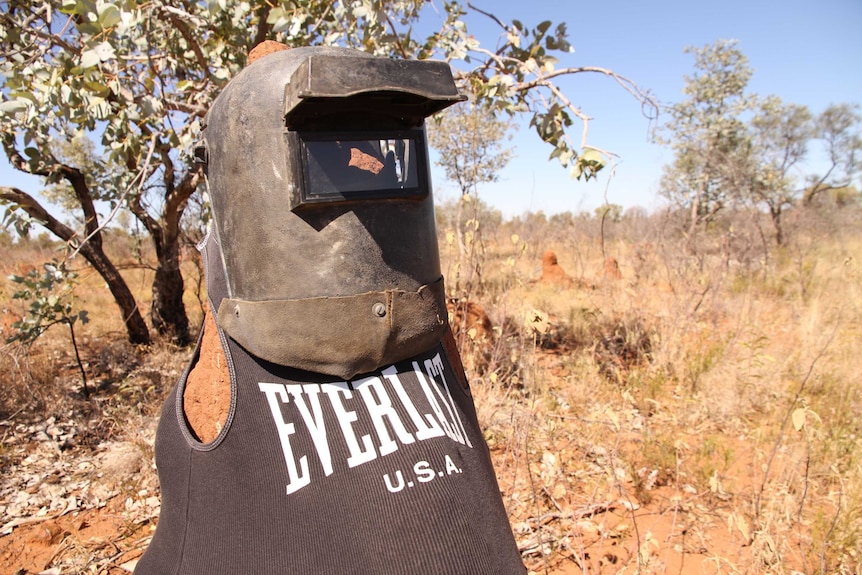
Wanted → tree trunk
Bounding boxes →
[79,242,152,345]
[150,237,190,346]
[688,190,702,238]
[770,205,784,246]
[128,164,200,347]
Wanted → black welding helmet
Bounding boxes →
[199,46,465,379]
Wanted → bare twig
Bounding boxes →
[68,133,159,260]
[466,2,509,32]
[754,325,838,520]
[819,467,844,575]
[308,3,334,37]
[381,10,409,59]
[523,392,551,575]
[526,502,617,525]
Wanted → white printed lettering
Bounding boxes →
[322,382,377,468]
[258,382,311,494]
[381,365,445,441]
[445,454,461,475]
[354,375,415,456]
[287,384,332,476]
[383,470,405,493]
[426,354,472,448]
[414,461,435,483]
[413,362,460,443]
[259,359,475,495]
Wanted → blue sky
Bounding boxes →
[2,0,860,220]
[427,0,862,217]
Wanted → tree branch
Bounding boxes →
[2,141,102,248]
[307,3,335,38]
[68,133,159,260]
[381,10,409,59]
[253,4,272,48]
[163,98,208,118]
[161,10,210,78]
[513,66,655,110]
[1,186,79,246]
[464,46,657,120]
[0,9,79,58]
[466,2,509,32]
[165,167,202,237]
[542,81,590,148]
[127,187,160,241]
[59,164,101,247]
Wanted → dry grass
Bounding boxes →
[437,203,861,574]
[1,205,860,574]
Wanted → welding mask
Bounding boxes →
[198,46,465,379]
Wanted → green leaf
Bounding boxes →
[71,0,97,15]
[0,99,28,114]
[77,22,102,36]
[581,148,604,163]
[84,80,111,96]
[80,42,115,68]
[59,0,78,14]
[80,49,102,69]
[99,4,122,28]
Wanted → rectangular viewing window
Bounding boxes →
[294,130,428,209]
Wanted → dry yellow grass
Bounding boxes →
[436,205,861,574]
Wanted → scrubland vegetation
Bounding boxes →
[2,2,858,572]
[1,199,859,574]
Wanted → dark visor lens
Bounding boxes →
[305,137,420,197]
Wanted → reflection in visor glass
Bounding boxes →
[304,137,420,197]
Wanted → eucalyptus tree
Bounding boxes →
[428,101,515,197]
[749,96,813,246]
[427,100,514,294]
[658,39,755,236]
[749,100,861,245]
[1,0,655,346]
[803,103,862,206]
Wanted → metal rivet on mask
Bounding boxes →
[372,303,387,317]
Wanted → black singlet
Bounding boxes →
[135,232,525,574]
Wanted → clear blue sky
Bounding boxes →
[428,0,862,217]
[2,0,860,220]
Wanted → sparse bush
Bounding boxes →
[0,207,860,573]
[6,260,90,397]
